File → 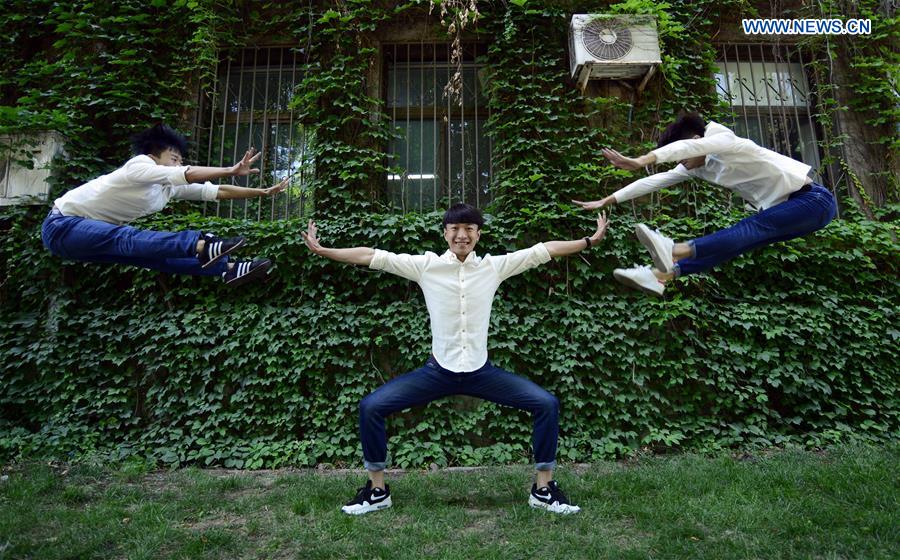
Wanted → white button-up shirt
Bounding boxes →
[612,122,811,211]
[370,243,552,372]
[55,155,219,225]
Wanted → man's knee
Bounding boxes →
[538,392,559,416]
[359,393,382,420]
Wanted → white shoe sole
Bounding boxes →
[528,495,581,515]
[202,238,245,269]
[341,496,392,515]
[613,269,664,296]
[635,224,674,274]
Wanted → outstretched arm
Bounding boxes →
[571,148,658,211]
[216,177,290,200]
[185,148,263,183]
[544,213,609,258]
[600,147,658,171]
[574,166,691,210]
[301,219,374,266]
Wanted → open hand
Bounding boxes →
[261,177,290,196]
[601,148,644,170]
[300,219,324,254]
[572,196,613,211]
[230,148,262,176]
[590,212,609,245]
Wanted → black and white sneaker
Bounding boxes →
[341,480,392,515]
[199,233,245,268]
[221,258,272,287]
[529,480,581,515]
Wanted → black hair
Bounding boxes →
[657,112,707,148]
[130,124,188,157]
[442,203,484,228]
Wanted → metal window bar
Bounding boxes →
[419,38,424,211]
[405,43,411,213]
[743,45,767,148]
[271,47,282,221]
[751,45,779,154]
[767,44,793,158]
[433,43,438,204]
[230,49,247,219]
[391,43,398,209]
[474,62,480,207]
[215,55,232,216]
[286,49,297,219]
[447,51,452,210]
[460,47,465,205]
[257,46,271,221]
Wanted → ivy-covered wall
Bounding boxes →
[1,0,897,468]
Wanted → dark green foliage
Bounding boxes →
[0,1,898,467]
[1,203,897,467]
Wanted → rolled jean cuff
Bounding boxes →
[364,460,386,472]
[535,460,556,471]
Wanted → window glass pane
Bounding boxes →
[386,43,490,212]
[714,46,820,171]
[195,47,313,220]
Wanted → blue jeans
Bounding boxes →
[676,184,837,276]
[360,357,559,471]
[41,211,227,276]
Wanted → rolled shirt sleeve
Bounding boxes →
[612,165,692,204]
[489,242,552,282]
[370,249,429,282]
[171,181,219,201]
[123,156,189,186]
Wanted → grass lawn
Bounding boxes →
[0,445,897,559]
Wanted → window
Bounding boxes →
[193,47,314,220]
[385,42,491,211]
[714,44,821,169]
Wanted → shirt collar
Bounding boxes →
[441,249,480,265]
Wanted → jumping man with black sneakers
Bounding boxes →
[302,203,609,515]
[42,124,284,286]
[573,113,837,296]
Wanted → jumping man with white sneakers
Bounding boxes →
[573,113,837,295]
[302,203,609,515]
[42,124,286,286]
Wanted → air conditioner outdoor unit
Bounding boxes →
[569,14,661,88]
[0,131,66,206]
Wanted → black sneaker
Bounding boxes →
[221,258,272,287]
[529,480,581,514]
[341,480,392,515]
[199,233,245,268]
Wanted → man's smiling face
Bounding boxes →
[444,223,481,260]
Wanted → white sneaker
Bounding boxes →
[529,481,581,515]
[635,224,675,274]
[613,265,665,296]
[341,480,392,515]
